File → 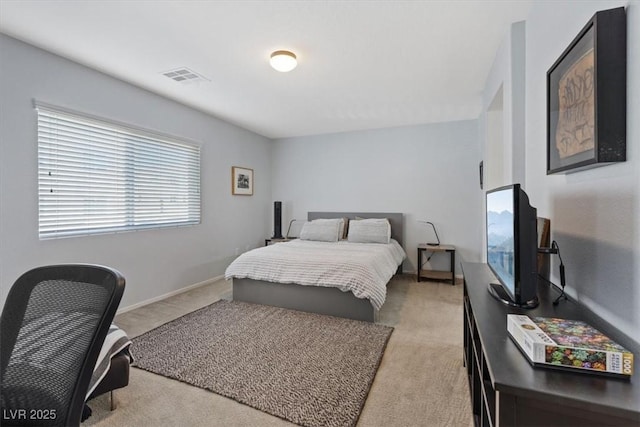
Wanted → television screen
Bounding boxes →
[485,184,539,308]
[486,188,516,297]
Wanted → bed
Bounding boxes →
[226,212,405,322]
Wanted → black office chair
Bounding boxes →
[0,264,125,427]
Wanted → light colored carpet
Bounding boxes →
[85,275,473,426]
[132,300,392,427]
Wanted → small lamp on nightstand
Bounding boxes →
[286,219,297,239]
[286,219,305,239]
[418,220,440,246]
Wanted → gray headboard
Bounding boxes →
[307,212,404,247]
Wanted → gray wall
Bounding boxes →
[481,20,526,189]
[271,121,482,274]
[481,1,639,344]
[0,34,272,310]
[526,1,640,344]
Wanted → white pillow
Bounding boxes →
[347,218,391,244]
[299,218,341,242]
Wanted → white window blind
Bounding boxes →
[37,103,201,239]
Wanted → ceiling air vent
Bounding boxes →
[162,67,209,84]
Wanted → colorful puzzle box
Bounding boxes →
[507,315,634,378]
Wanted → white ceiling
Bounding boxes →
[0,1,531,139]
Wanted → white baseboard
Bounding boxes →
[117,274,225,314]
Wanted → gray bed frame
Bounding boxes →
[232,212,404,322]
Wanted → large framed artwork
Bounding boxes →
[547,7,626,174]
[231,166,253,195]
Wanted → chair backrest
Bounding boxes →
[1,264,125,427]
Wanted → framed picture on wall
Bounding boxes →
[231,166,253,195]
[546,7,626,174]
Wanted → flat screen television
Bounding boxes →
[486,184,539,308]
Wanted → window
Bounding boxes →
[37,103,201,239]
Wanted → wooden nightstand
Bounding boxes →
[417,244,455,284]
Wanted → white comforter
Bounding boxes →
[225,239,406,310]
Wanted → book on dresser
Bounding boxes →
[507,315,634,378]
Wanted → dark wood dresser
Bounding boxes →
[462,261,640,426]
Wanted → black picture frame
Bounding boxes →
[546,7,626,175]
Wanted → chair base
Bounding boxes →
[88,352,129,410]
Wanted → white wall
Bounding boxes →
[271,121,482,274]
[486,87,505,191]
[482,21,526,188]
[0,34,272,310]
[523,1,638,344]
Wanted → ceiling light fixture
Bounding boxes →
[270,50,297,72]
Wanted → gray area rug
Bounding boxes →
[131,300,393,427]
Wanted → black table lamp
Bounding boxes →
[286,219,298,238]
[418,220,440,246]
